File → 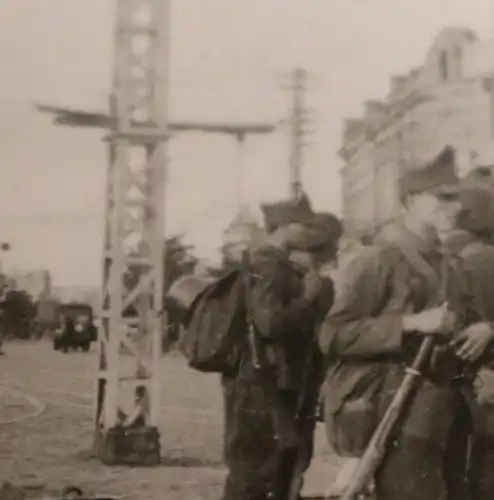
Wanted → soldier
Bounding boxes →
[441,173,494,500]
[319,147,465,500]
[116,385,150,429]
[221,194,342,500]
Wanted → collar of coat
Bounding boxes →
[442,230,485,258]
[376,222,441,258]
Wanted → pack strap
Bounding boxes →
[387,240,443,308]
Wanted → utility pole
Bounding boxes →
[36,1,277,467]
[93,0,170,465]
[234,132,246,210]
[282,68,313,200]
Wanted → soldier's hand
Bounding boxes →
[450,322,494,362]
[313,277,335,315]
[403,304,456,335]
[303,269,324,301]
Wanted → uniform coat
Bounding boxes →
[319,223,462,500]
[443,231,494,500]
[221,245,333,500]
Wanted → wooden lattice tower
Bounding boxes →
[94,0,170,460]
[35,1,277,463]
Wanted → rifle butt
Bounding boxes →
[338,451,378,500]
[339,337,435,499]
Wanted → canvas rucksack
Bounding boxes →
[177,268,248,375]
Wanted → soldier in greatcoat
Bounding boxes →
[441,169,494,500]
[318,147,465,500]
[221,194,342,500]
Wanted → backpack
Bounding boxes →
[177,268,247,375]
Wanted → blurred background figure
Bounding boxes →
[117,385,150,430]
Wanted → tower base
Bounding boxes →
[96,426,161,466]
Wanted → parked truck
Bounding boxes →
[53,302,98,352]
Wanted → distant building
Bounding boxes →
[11,270,52,301]
[339,27,494,240]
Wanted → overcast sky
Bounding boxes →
[0,0,493,286]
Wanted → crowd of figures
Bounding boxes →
[169,149,494,500]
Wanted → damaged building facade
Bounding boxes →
[339,27,494,240]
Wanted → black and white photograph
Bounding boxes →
[2,1,494,499]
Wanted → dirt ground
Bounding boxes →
[0,341,341,500]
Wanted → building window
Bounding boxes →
[439,50,449,81]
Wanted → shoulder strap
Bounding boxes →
[240,250,263,369]
[387,239,442,307]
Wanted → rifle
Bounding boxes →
[339,336,435,500]
[241,248,262,370]
[241,248,297,443]
[286,335,324,500]
[285,268,333,500]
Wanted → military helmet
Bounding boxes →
[261,192,342,251]
[457,168,494,239]
[303,212,343,251]
[398,146,461,201]
[261,192,314,234]
[454,162,494,237]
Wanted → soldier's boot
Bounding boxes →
[271,447,299,500]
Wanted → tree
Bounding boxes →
[122,235,197,352]
[123,233,197,315]
[163,234,198,292]
[0,289,35,339]
[124,234,198,294]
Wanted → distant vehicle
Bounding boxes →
[53,302,98,353]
